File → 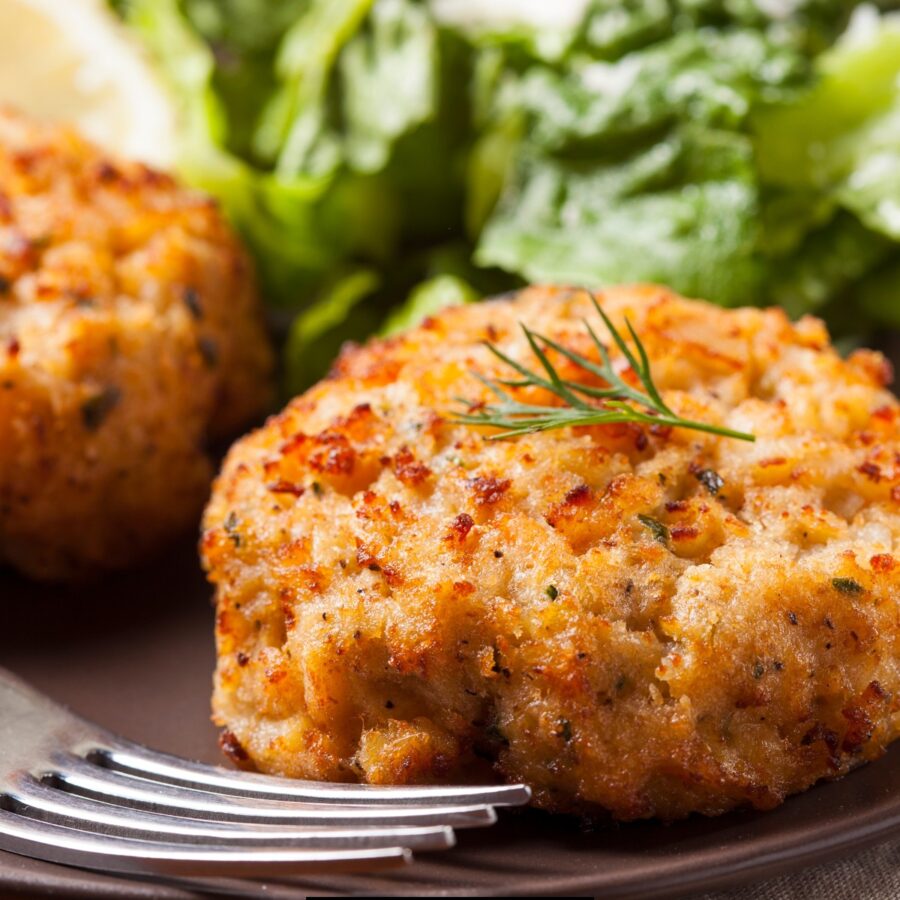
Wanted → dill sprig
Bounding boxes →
[452,294,755,443]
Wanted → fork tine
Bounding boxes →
[0,665,527,881]
[4,779,455,851]
[44,756,498,828]
[92,743,532,808]
[0,807,412,877]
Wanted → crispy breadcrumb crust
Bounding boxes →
[204,284,900,820]
[0,110,272,580]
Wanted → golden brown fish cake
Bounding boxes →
[0,109,272,580]
[203,284,900,820]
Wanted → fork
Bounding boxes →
[0,666,530,880]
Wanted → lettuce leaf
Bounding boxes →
[256,0,375,174]
[755,12,900,239]
[284,269,382,393]
[478,128,763,306]
[380,273,478,336]
[119,0,401,307]
[114,0,899,383]
[500,29,807,155]
[768,212,894,317]
[476,8,900,321]
[341,0,440,173]
[471,22,814,306]
[857,259,900,328]
[753,10,900,320]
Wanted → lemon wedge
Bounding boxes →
[0,0,175,166]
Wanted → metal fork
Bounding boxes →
[0,667,530,880]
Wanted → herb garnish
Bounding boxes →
[832,577,864,595]
[453,294,755,443]
[638,514,670,546]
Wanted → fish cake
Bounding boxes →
[0,110,272,580]
[204,284,900,820]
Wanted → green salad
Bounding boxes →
[112,0,900,389]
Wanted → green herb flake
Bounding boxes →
[695,468,725,496]
[224,511,241,548]
[638,514,669,546]
[81,386,121,431]
[545,584,559,600]
[832,577,864,595]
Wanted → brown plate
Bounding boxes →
[2,541,900,899]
